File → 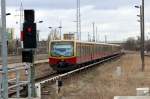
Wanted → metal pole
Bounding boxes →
[27,64,31,99]
[1,0,8,98]
[78,0,81,40]
[16,68,20,98]
[76,0,79,40]
[59,21,62,40]
[93,22,95,42]
[31,57,36,97]
[141,0,145,71]
[20,0,23,32]
[0,77,2,98]
[96,27,98,42]
[139,6,143,71]
[88,32,90,41]
[105,35,107,43]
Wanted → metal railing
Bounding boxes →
[35,53,121,98]
[0,77,2,98]
[0,63,32,99]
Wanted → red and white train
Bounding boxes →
[49,40,121,72]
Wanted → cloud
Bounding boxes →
[6,0,149,10]
[5,0,150,41]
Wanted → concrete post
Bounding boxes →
[1,0,8,98]
[141,0,145,71]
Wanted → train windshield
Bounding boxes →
[51,42,74,57]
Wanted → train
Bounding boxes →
[48,40,122,72]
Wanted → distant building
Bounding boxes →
[63,33,75,40]
[37,40,48,54]
[6,28,14,41]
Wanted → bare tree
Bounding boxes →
[123,37,139,51]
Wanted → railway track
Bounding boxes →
[37,53,122,98]
[38,53,122,84]
[0,54,48,65]
[8,53,123,98]
[8,71,57,97]
[1,59,49,98]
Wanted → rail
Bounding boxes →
[35,53,121,98]
[0,59,48,99]
[0,53,121,98]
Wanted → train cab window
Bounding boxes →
[51,42,74,57]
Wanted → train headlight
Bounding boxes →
[61,59,64,61]
[61,56,65,61]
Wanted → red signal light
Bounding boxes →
[27,27,32,32]
[21,31,24,41]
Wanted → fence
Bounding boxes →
[0,63,32,99]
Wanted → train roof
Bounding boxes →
[50,40,121,47]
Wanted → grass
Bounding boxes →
[46,53,150,99]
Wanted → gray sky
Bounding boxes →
[4,0,150,41]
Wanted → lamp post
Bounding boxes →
[35,20,43,54]
[135,0,145,71]
[48,27,52,41]
[48,27,62,40]
[92,22,95,42]
[36,20,43,42]
[76,0,81,40]
[5,13,11,16]
[58,26,62,40]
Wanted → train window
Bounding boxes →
[51,42,74,57]
[87,46,89,55]
[85,45,87,56]
[77,43,81,57]
[83,45,85,56]
[81,44,84,56]
[81,45,84,56]
[101,45,105,51]
[88,45,90,55]
[97,45,98,53]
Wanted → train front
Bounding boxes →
[49,41,76,72]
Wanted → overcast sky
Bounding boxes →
[4,0,150,41]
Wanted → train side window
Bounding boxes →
[81,44,84,56]
[82,45,84,56]
[85,45,86,56]
[88,45,89,55]
[102,45,104,51]
[84,45,86,56]
[95,45,97,53]
[88,46,89,55]
[80,44,82,57]
[87,45,89,55]
[77,44,80,57]
[97,45,98,53]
